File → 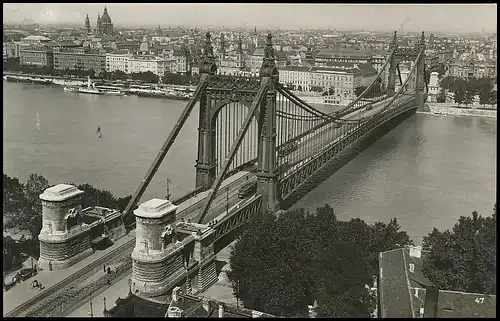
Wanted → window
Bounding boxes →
[409,263,415,273]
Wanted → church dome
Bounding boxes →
[101,6,112,23]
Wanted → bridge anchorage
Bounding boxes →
[121,31,428,299]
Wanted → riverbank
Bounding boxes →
[419,103,497,118]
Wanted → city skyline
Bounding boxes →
[3,3,497,33]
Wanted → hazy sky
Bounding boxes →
[3,3,497,33]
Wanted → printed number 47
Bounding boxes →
[475,298,485,304]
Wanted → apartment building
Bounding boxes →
[52,47,106,74]
[105,51,132,73]
[279,62,378,101]
[128,55,167,76]
[19,46,54,68]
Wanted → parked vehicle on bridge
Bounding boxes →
[238,181,257,199]
[278,141,299,157]
[366,103,374,111]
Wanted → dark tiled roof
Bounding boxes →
[379,249,414,318]
[379,247,497,318]
[356,63,378,76]
[310,66,361,74]
[325,61,356,69]
[436,290,496,318]
[105,292,169,317]
[316,47,370,58]
[280,66,310,72]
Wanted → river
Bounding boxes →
[3,81,496,244]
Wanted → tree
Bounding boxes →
[422,206,496,295]
[3,236,23,273]
[309,85,323,93]
[3,174,27,217]
[454,86,465,106]
[297,85,303,92]
[424,69,431,86]
[227,209,311,317]
[313,243,375,318]
[463,88,474,106]
[76,183,118,210]
[439,76,458,91]
[436,89,447,103]
[355,86,367,97]
[488,90,497,105]
[23,174,50,239]
[227,204,413,317]
[116,195,132,212]
[434,63,447,79]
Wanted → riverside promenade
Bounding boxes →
[3,231,135,316]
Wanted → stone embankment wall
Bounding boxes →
[424,103,497,118]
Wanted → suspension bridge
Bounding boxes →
[121,30,428,295]
[4,30,431,316]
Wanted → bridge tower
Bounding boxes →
[131,198,180,297]
[195,32,218,190]
[38,184,93,271]
[415,32,426,111]
[256,33,280,213]
[387,31,398,97]
[387,31,426,111]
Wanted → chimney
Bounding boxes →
[409,246,422,258]
[218,303,224,318]
[423,287,439,318]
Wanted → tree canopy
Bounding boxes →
[422,205,496,295]
[227,204,413,317]
[3,173,132,260]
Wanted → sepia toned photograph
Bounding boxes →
[2,3,497,318]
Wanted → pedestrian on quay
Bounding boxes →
[103,264,106,272]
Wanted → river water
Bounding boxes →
[3,81,496,244]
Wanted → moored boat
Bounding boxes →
[64,86,78,92]
[75,77,125,96]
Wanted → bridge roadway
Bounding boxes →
[197,94,414,224]
[279,94,411,176]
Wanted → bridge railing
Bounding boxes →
[278,97,417,200]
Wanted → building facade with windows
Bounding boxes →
[3,41,21,59]
[128,55,167,76]
[19,46,54,67]
[53,47,106,74]
[279,66,311,92]
[105,51,132,73]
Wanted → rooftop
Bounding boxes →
[22,35,51,42]
[39,184,84,202]
[378,246,496,318]
[134,198,178,219]
[104,288,276,318]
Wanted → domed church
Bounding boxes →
[96,6,113,35]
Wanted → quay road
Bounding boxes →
[4,172,254,317]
